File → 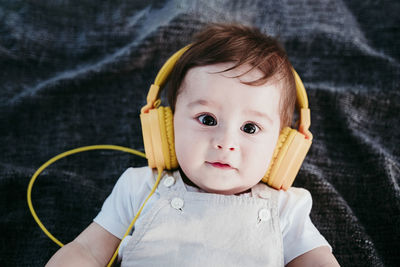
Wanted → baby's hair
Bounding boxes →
[167,23,297,130]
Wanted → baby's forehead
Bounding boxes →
[179,64,283,110]
[190,63,264,83]
[181,63,285,95]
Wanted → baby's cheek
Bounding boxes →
[252,158,270,178]
[175,141,194,169]
[250,146,274,176]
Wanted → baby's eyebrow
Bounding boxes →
[244,109,273,124]
[187,99,219,108]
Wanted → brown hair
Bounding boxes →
[166,23,296,130]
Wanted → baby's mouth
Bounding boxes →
[206,161,235,170]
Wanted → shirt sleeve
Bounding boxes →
[93,167,154,239]
[278,187,332,265]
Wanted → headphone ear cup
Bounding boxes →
[140,106,178,171]
[262,127,312,190]
[158,107,178,170]
[140,110,156,169]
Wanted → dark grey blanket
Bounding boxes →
[1,0,399,266]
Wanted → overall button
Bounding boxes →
[171,197,184,210]
[163,176,175,187]
[258,208,271,221]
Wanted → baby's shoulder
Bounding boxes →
[278,187,312,201]
[276,187,313,217]
[115,166,158,191]
[252,184,312,210]
[120,166,154,179]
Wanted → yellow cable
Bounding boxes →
[27,145,161,266]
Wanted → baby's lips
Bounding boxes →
[207,161,236,170]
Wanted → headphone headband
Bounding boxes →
[141,46,191,114]
[154,45,192,87]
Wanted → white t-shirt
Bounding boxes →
[94,167,331,265]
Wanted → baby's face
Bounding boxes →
[173,63,282,195]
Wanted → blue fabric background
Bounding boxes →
[1,0,399,266]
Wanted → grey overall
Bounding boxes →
[122,171,284,266]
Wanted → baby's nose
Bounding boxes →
[216,144,235,151]
[213,128,238,151]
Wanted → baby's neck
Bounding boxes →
[179,168,199,188]
[178,168,251,196]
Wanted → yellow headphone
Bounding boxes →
[140,45,313,190]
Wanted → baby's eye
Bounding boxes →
[241,123,260,134]
[197,114,217,126]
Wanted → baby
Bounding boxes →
[47,24,340,266]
